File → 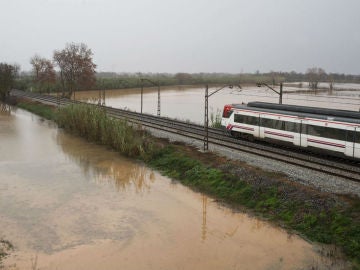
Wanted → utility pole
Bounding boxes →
[102,89,106,106]
[140,78,161,116]
[157,78,160,116]
[257,82,283,104]
[204,85,209,151]
[204,84,241,151]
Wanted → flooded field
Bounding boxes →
[74,84,360,124]
[0,109,348,269]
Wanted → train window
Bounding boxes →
[330,128,347,141]
[307,125,321,137]
[274,120,284,130]
[244,115,259,125]
[306,124,347,141]
[284,122,301,133]
[347,131,360,143]
[261,118,292,131]
[355,132,360,144]
[234,114,259,125]
[261,118,275,129]
[346,131,355,143]
[234,114,245,123]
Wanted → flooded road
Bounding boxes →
[74,84,360,124]
[0,108,346,269]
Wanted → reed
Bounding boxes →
[56,104,151,158]
[0,239,13,265]
[210,108,222,128]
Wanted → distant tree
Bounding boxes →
[328,73,334,92]
[174,73,192,85]
[306,67,326,90]
[30,55,56,93]
[53,43,96,98]
[0,63,19,101]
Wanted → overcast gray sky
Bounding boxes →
[1,0,359,74]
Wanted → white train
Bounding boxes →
[221,102,360,160]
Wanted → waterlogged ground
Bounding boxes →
[74,84,360,124]
[0,108,348,269]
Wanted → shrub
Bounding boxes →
[56,104,152,158]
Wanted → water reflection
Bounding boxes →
[201,195,207,241]
[0,106,13,133]
[56,131,155,193]
[0,102,11,114]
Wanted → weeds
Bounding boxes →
[56,104,152,158]
[17,102,56,120]
[0,239,13,265]
[209,108,222,128]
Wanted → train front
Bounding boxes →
[221,104,233,132]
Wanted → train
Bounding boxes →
[221,102,360,160]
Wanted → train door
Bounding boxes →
[259,114,265,139]
[256,114,261,138]
[345,127,357,158]
[292,119,302,146]
[299,119,308,149]
[354,127,360,159]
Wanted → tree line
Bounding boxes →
[91,70,360,91]
[1,42,360,101]
[0,42,96,101]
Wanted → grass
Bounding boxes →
[17,101,56,120]
[15,101,360,268]
[209,108,222,128]
[56,104,153,158]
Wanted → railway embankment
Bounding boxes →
[14,99,360,268]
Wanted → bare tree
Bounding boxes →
[30,55,56,93]
[306,67,326,90]
[0,63,19,101]
[53,43,96,98]
[174,73,192,85]
[328,73,334,93]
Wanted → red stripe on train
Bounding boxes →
[231,125,255,131]
[264,130,294,138]
[307,138,345,148]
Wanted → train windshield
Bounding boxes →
[222,105,233,118]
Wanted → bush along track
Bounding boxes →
[16,101,360,268]
[0,239,13,266]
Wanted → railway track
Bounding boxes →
[11,90,360,183]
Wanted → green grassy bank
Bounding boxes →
[15,101,360,267]
[17,101,56,120]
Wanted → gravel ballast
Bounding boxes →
[146,127,360,198]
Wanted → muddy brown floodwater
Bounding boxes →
[74,85,360,124]
[0,108,348,269]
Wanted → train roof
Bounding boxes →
[229,102,360,125]
[248,102,360,119]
